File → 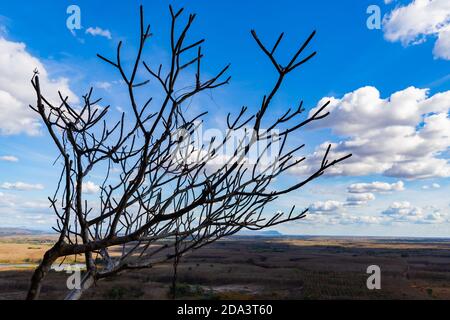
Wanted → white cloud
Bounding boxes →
[308,181,402,211]
[0,191,15,206]
[382,201,420,216]
[86,27,112,40]
[432,183,441,188]
[0,182,44,191]
[292,86,450,179]
[0,15,10,36]
[0,37,78,135]
[348,181,404,193]
[346,193,376,201]
[82,181,100,194]
[309,200,343,213]
[305,200,448,226]
[433,25,450,59]
[0,25,7,36]
[382,0,450,59]
[0,192,54,228]
[338,213,391,225]
[304,210,391,226]
[0,155,18,162]
[310,181,402,210]
[22,200,49,209]
[94,81,112,90]
[345,192,376,206]
[422,182,441,189]
[385,157,450,179]
[382,201,449,224]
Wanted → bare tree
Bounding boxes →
[26,6,350,300]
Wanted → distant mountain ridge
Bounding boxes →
[236,230,283,237]
[0,228,48,237]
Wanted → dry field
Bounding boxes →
[0,236,449,300]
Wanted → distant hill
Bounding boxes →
[236,230,283,237]
[0,228,47,237]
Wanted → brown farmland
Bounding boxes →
[0,236,449,300]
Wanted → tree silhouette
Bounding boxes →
[26,6,350,300]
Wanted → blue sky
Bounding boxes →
[0,0,449,236]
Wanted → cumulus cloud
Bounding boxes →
[382,0,450,59]
[305,208,391,226]
[0,37,78,135]
[94,81,112,90]
[422,183,441,189]
[292,86,450,179]
[305,199,448,226]
[86,27,112,40]
[82,181,100,194]
[309,200,343,213]
[345,193,376,206]
[337,213,391,225]
[0,182,44,191]
[309,181,403,211]
[0,155,18,162]
[0,192,48,209]
[0,192,54,227]
[433,25,450,59]
[382,201,449,224]
[0,191,14,207]
[348,181,404,193]
[382,201,420,216]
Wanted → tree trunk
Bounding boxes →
[26,247,60,300]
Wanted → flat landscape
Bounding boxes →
[0,235,449,300]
